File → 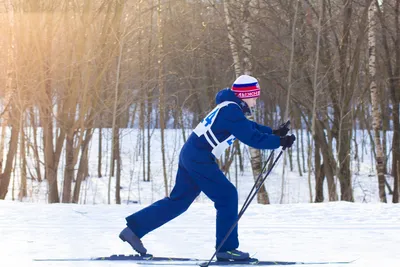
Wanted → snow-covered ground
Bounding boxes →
[1,201,399,267]
[1,128,399,266]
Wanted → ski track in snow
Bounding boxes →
[1,201,399,267]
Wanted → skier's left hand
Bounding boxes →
[280,134,296,149]
[273,121,290,136]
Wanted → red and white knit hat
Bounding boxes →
[231,75,261,99]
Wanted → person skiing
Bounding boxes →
[120,75,296,261]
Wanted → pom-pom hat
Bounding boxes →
[231,75,261,99]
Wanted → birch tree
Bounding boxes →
[223,0,270,204]
[368,0,386,202]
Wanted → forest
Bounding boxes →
[0,0,398,204]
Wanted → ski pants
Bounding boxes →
[125,149,239,252]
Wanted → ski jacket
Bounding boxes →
[182,89,280,161]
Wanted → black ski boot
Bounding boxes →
[216,249,250,261]
[119,227,147,255]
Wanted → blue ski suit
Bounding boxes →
[125,89,281,251]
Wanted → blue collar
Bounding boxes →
[238,100,252,116]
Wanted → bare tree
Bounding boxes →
[368,0,387,202]
[310,0,324,203]
[18,115,27,201]
[157,0,169,197]
[376,0,400,203]
[0,0,16,175]
[108,1,125,204]
[280,0,299,204]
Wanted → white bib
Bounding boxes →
[193,101,239,158]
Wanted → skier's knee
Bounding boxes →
[225,183,238,203]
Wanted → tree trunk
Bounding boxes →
[335,0,370,202]
[391,0,400,203]
[42,81,64,204]
[310,0,324,204]
[108,35,124,204]
[0,104,20,199]
[158,0,169,197]
[37,4,64,203]
[368,0,387,202]
[223,0,241,77]
[115,128,121,204]
[0,0,16,174]
[337,123,354,202]
[280,0,299,204]
[295,126,302,177]
[234,0,269,203]
[397,160,400,202]
[98,128,102,178]
[62,132,75,203]
[381,100,389,174]
[137,0,147,183]
[146,0,155,182]
[336,1,354,202]
[18,121,27,201]
[316,121,338,201]
[376,0,400,203]
[29,108,42,182]
[314,142,323,203]
[72,128,93,204]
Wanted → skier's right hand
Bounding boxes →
[280,134,296,149]
[273,121,290,137]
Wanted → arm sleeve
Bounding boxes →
[221,106,280,150]
[253,122,273,134]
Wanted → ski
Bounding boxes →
[34,254,204,262]
[141,259,356,266]
[34,254,356,265]
[199,258,356,266]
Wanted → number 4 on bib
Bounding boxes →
[193,101,239,158]
[203,108,219,127]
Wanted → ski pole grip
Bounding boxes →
[283,120,291,128]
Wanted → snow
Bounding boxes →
[1,201,399,266]
[1,129,400,266]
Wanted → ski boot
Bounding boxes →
[119,227,148,256]
[216,249,250,261]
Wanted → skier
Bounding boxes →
[120,75,296,261]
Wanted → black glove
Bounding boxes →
[280,134,296,148]
[273,121,290,136]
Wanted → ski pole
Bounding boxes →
[239,148,286,216]
[202,148,286,267]
[239,120,290,216]
[238,150,274,218]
